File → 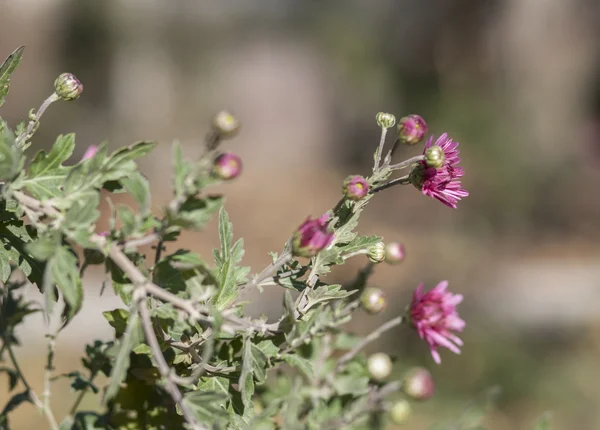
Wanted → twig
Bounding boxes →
[383,137,400,164]
[137,293,204,430]
[388,154,424,171]
[15,93,60,148]
[241,252,292,293]
[68,370,96,417]
[123,233,161,250]
[370,175,410,194]
[373,127,388,171]
[336,316,404,370]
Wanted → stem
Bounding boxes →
[68,371,96,416]
[383,137,400,165]
[241,252,292,292]
[370,175,410,194]
[388,154,425,171]
[15,93,61,148]
[373,127,388,171]
[4,341,59,430]
[42,334,56,421]
[336,315,404,370]
[138,296,204,430]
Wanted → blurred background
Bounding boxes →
[2,0,600,428]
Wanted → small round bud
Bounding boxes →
[376,112,396,129]
[54,73,83,101]
[403,367,435,401]
[367,241,385,264]
[292,214,334,258]
[398,114,427,146]
[342,175,369,201]
[385,242,405,264]
[367,352,393,381]
[389,400,412,425]
[212,110,241,138]
[360,287,387,314]
[424,145,445,169]
[213,152,242,180]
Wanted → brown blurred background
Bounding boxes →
[2,0,600,428]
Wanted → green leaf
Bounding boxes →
[213,208,248,309]
[338,235,382,254]
[181,390,229,425]
[64,192,100,229]
[103,141,156,181]
[282,354,314,380]
[172,141,190,199]
[239,336,268,409]
[121,172,151,214]
[0,390,31,417]
[103,309,133,338]
[0,125,24,180]
[103,310,142,404]
[46,247,84,322]
[198,376,230,395]
[332,374,369,396]
[26,232,60,261]
[25,134,75,199]
[170,195,223,230]
[304,284,355,311]
[0,46,25,107]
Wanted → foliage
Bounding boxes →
[0,46,544,430]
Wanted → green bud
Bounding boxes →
[389,400,412,425]
[360,287,387,314]
[212,110,241,138]
[424,145,445,168]
[367,241,385,264]
[376,112,396,129]
[54,73,83,101]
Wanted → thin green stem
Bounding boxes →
[15,93,61,148]
[373,127,388,171]
[370,174,410,194]
[383,136,401,165]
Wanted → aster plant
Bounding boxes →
[0,46,548,430]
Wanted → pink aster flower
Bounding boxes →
[409,133,468,208]
[398,114,428,146]
[342,175,369,201]
[81,145,98,161]
[410,280,465,364]
[292,214,335,258]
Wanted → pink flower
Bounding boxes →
[398,114,428,146]
[291,214,334,258]
[213,152,242,180]
[81,145,98,161]
[342,175,369,201]
[409,133,468,208]
[410,281,465,364]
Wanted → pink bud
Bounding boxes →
[342,175,369,201]
[81,145,99,161]
[292,214,334,258]
[385,242,405,264]
[398,114,427,146]
[403,367,435,400]
[213,152,242,180]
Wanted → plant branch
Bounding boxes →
[137,293,204,430]
[388,155,424,171]
[337,316,404,370]
[15,93,61,148]
[373,127,388,171]
[370,175,410,194]
[383,137,400,165]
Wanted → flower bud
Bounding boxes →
[403,367,435,401]
[54,73,83,101]
[389,400,412,425]
[292,214,335,258]
[376,112,396,129]
[213,152,242,180]
[211,110,241,138]
[397,114,427,146]
[367,352,393,381]
[385,242,405,264]
[367,241,385,264]
[408,163,426,190]
[342,175,369,201]
[360,287,387,314]
[81,145,99,161]
[424,145,445,168]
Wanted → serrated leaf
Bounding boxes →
[339,235,382,254]
[0,124,24,180]
[103,141,156,176]
[304,284,355,311]
[25,134,75,199]
[0,390,31,417]
[170,195,223,230]
[282,354,314,380]
[198,376,230,395]
[103,310,142,404]
[64,192,100,229]
[0,46,25,107]
[181,390,229,425]
[121,172,151,214]
[239,336,268,409]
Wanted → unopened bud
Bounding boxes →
[213,152,242,180]
[389,400,412,425]
[81,145,98,162]
[385,242,405,264]
[342,175,369,201]
[403,367,435,401]
[360,287,387,314]
[367,352,393,381]
[54,73,83,101]
[376,112,396,129]
[367,241,385,264]
[424,145,445,168]
[212,110,241,138]
[398,114,427,146]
